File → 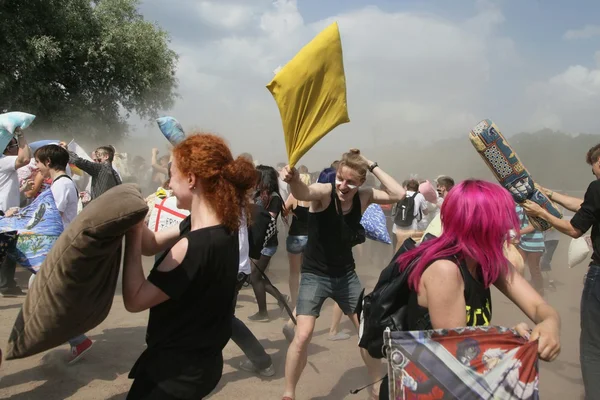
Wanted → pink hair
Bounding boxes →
[398,179,520,291]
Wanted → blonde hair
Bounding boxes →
[337,149,368,183]
[300,173,311,186]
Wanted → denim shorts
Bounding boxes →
[261,245,277,257]
[286,235,308,254]
[296,271,362,318]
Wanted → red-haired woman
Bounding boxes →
[378,179,561,399]
[122,134,257,399]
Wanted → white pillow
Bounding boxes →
[568,236,592,269]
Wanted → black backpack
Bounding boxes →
[392,193,420,227]
[356,234,436,359]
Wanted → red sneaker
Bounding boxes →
[68,338,93,365]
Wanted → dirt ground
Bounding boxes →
[0,236,587,399]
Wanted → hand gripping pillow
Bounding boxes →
[361,204,392,244]
[469,119,562,231]
[0,112,36,153]
[6,184,148,359]
[0,190,64,273]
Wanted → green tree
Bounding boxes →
[0,0,178,143]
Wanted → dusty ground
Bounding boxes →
[0,237,587,399]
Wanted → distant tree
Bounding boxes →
[0,0,178,142]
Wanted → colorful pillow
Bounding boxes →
[6,184,148,360]
[147,195,189,232]
[156,116,185,145]
[0,112,36,153]
[0,190,64,273]
[386,326,539,399]
[361,204,391,244]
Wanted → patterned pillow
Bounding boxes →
[156,116,185,145]
[361,204,391,244]
[0,190,63,273]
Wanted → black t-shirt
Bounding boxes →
[263,194,282,248]
[406,257,492,330]
[570,179,600,264]
[129,219,239,397]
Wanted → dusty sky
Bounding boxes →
[128,0,600,167]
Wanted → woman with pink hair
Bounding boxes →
[379,179,561,398]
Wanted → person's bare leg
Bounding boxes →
[288,252,302,309]
[527,252,544,296]
[283,315,316,399]
[349,313,383,399]
[328,303,349,340]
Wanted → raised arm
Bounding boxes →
[68,151,102,177]
[281,165,331,203]
[14,128,31,170]
[151,148,169,176]
[355,152,405,206]
[494,271,561,361]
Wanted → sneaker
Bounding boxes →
[68,338,93,365]
[0,286,25,297]
[239,360,275,377]
[248,312,270,322]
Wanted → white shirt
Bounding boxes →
[238,213,251,275]
[0,155,19,211]
[51,175,79,228]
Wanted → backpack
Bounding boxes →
[392,192,420,227]
[356,233,436,359]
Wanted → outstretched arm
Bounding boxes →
[281,165,331,203]
[495,271,561,362]
[541,187,582,213]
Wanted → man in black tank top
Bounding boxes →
[279,150,405,400]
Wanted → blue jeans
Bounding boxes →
[296,271,362,318]
[581,264,600,399]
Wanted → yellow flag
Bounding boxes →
[267,22,350,167]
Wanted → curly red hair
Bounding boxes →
[173,133,257,232]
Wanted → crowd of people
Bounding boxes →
[2,127,600,400]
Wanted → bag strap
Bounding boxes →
[53,174,78,195]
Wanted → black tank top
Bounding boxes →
[288,205,308,236]
[302,184,362,277]
[406,256,492,330]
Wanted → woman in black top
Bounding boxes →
[122,134,257,400]
[378,179,562,399]
[248,165,290,321]
[282,173,311,336]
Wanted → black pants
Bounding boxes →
[127,355,223,400]
[0,257,17,290]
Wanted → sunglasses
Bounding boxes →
[335,179,358,190]
[6,143,18,150]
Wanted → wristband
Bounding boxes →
[368,162,378,172]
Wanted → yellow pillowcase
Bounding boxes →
[266,22,349,167]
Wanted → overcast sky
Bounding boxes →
[132,0,600,165]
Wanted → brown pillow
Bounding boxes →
[6,183,148,360]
